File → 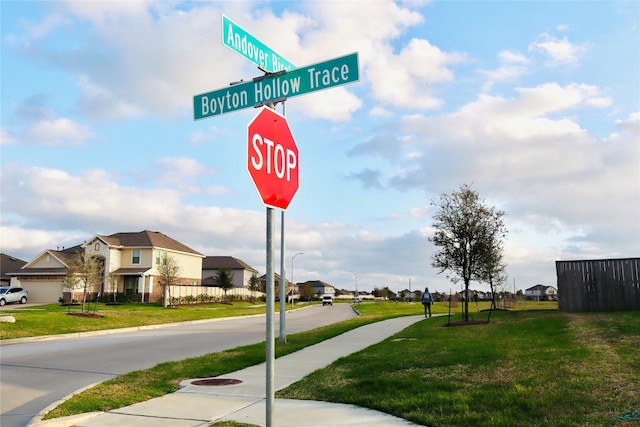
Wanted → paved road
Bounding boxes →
[0,304,356,427]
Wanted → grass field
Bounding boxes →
[0,299,554,340]
[0,301,271,339]
[278,308,640,426]
[8,300,639,426]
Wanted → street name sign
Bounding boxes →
[247,106,299,210]
[222,14,295,73]
[194,52,359,120]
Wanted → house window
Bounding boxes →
[155,250,167,265]
[95,243,100,251]
[132,249,141,265]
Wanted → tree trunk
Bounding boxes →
[464,280,470,322]
[82,281,87,313]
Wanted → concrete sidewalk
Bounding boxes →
[29,315,427,427]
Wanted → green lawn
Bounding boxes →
[278,309,640,426]
[10,299,634,426]
[0,299,556,340]
[0,301,271,340]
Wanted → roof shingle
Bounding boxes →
[102,230,203,256]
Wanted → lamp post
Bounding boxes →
[291,252,303,307]
[350,271,358,300]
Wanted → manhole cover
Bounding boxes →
[191,378,242,386]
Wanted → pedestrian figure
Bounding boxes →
[422,287,432,317]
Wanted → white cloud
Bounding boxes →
[63,1,151,24]
[75,75,144,121]
[293,86,363,122]
[153,157,219,194]
[13,1,442,122]
[498,50,529,64]
[24,117,94,146]
[156,157,212,178]
[0,164,440,291]
[0,226,86,257]
[367,39,466,109]
[1,128,17,145]
[369,107,394,118]
[401,83,610,145]
[293,1,424,63]
[615,112,640,138]
[12,12,72,42]
[34,2,237,120]
[385,89,639,261]
[529,33,589,66]
[481,50,530,91]
[390,206,432,221]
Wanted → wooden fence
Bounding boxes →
[556,258,640,312]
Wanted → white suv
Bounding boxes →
[0,287,29,306]
[322,294,333,306]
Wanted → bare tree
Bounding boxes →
[157,256,181,308]
[429,184,508,322]
[105,273,118,304]
[65,250,102,313]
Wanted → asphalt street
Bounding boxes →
[0,304,356,427]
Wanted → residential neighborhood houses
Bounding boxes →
[0,253,27,287]
[1,229,555,306]
[1,230,339,306]
[5,231,204,304]
[202,256,258,288]
[524,284,558,301]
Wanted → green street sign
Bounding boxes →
[194,52,359,120]
[222,14,295,73]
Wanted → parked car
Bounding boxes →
[0,287,29,306]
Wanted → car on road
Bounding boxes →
[0,287,29,306]
[322,294,333,306]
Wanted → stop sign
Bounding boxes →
[247,106,299,210]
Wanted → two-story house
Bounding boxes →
[525,284,558,300]
[297,280,336,297]
[9,230,204,303]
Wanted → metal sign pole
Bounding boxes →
[279,210,286,343]
[266,206,275,427]
[279,101,287,344]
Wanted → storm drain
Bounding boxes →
[191,378,242,386]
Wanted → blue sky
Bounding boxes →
[2,1,639,294]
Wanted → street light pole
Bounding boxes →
[291,252,303,308]
[350,271,358,299]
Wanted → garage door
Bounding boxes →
[20,281,62,303]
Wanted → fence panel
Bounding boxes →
[556,258,640,312]
[167,285,262,304]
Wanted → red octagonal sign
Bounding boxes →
[247,106,299,210]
